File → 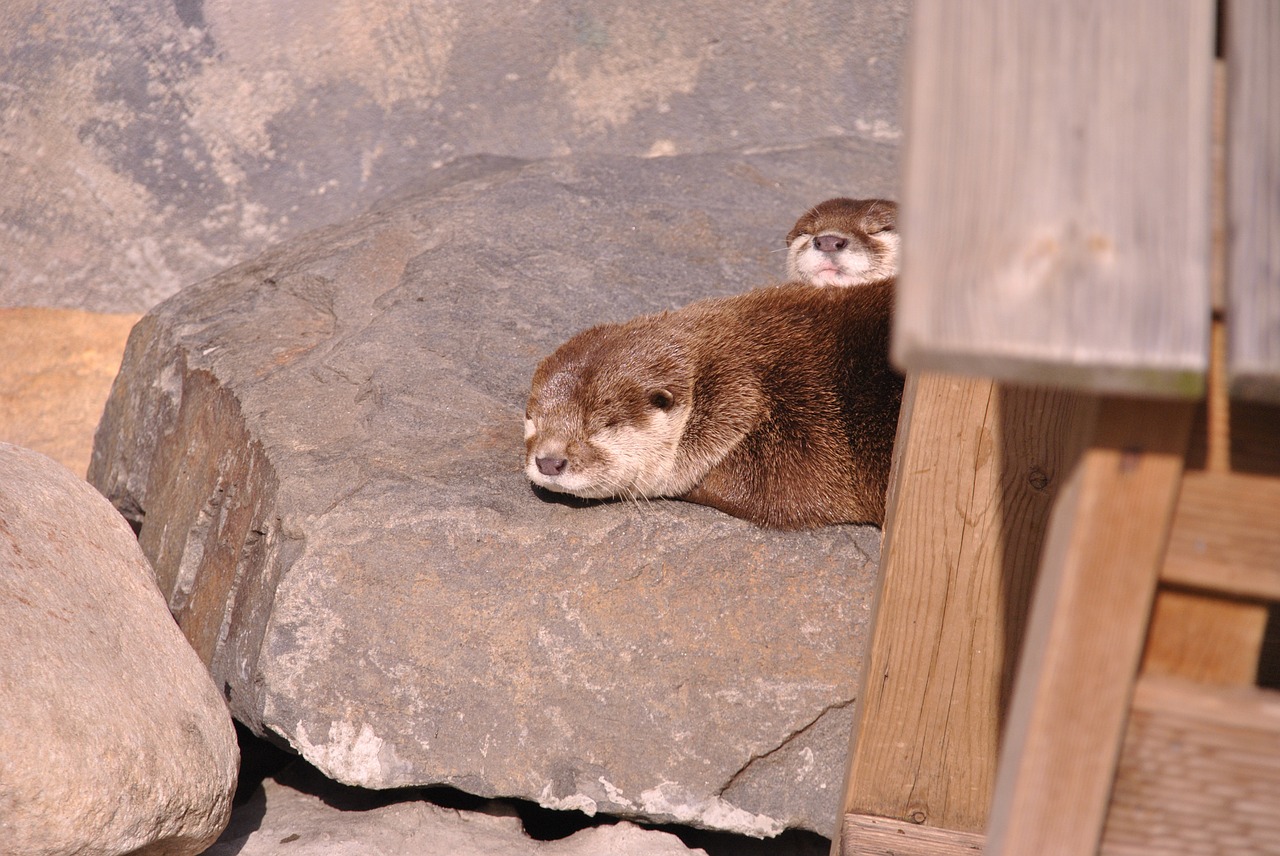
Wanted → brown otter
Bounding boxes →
[524,281,902,529]
[786,197,898,286]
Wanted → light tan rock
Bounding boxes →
[0,442,238,856]
[0,308,139,477]
[206,766,709,856]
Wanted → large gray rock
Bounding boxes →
[0,443,238,856]
[0,0,908,313]
[89,140,896,837]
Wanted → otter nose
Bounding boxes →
[814,234,848,253]
[536,456,568,476]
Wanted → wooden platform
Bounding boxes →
[833,1,1280,854]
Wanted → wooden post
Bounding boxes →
[836,374,1091,852]
[985,398,1195,856]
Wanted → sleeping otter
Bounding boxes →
[524,281,901,529]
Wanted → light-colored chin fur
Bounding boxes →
[787,232,899,287]
[525,404,696,499]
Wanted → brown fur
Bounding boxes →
[524,281,903,529]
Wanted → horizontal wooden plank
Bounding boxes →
[1142,587,1268,685]
[841,813,984,856]
[1227,0,1280,401]
[1163,470,1280,600]
[895,0,1215,397]
[1100,675,1280,856]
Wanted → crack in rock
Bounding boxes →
[717,696,857,797]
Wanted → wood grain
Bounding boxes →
[841,813,984,856]
[1147,315,1272,680]
[1142,588,1268,685]
[1100,675,1280,856]
[985,397,1195,856]
[1162,471,1280,601]
[894,0,1215,397]
[1227,0,1280,401]
[837,373,1091,841]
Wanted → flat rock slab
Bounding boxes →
[90,141,896,837]
[0,442,237,856]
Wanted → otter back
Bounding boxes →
[524,281,902,529]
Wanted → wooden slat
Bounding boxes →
[1227,0,1280,401]
[1100,675,1280,856]
[842,813,984,856]
[985,398,1195,856]
[1162,471,1280,601]
[894,0,1215,397]
[835,373,1092,845]
[1142,588,1268,685]
[1146,313,1272,682]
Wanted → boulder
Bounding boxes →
[89,140,896,836]
[0,308,140,477]
[207,764,710,856]
[0,442,237,856]
[0,0,908,313]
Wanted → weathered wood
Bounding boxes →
[836,373,1091,843]
[1227,0,1280,401]
[841,813,984,856]
[894,0,1215,397]
[985,398,1195,856]
[1099,675,1280,856]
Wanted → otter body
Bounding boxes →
[524,281,902,529]
[786,197,898,287]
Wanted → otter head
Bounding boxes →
[525,319,698,501]
[786,197,899,287]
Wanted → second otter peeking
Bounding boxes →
[522,196,903,529]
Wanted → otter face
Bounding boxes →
[524,324,696,501]
[786,197,899,287]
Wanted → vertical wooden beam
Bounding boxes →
[986,398,1195,856]
[1227,0,1280,401]
[836,373,1091,851]
[894,0,1215,397]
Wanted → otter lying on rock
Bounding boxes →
[524,281,902,529]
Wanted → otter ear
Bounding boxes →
[648,389,675,410]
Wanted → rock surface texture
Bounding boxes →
[1,0,908,312]
[0,442,238,856]
[89,141,897,837]
[207,765,710,856]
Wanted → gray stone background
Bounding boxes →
[2,1,913,849]
[0,0,910,314]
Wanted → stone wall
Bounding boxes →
[0,0,908,313]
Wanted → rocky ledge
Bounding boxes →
[89,139,897,838]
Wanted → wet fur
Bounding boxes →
[525,281,902,529]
